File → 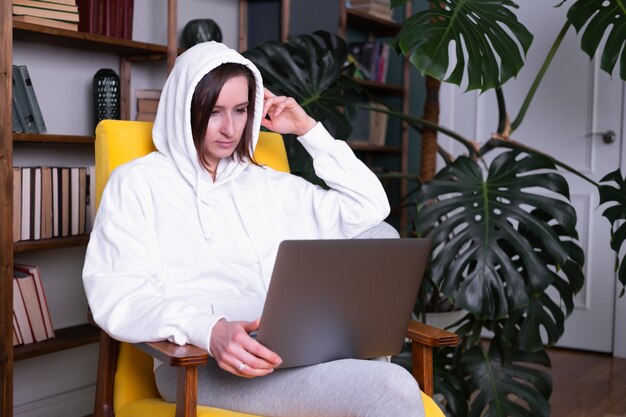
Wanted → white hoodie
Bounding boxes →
[82,42,390,355]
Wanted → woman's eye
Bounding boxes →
[236,108,247,114]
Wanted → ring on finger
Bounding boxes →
[238,362,246,372]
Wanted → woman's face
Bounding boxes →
[202,74,249,170]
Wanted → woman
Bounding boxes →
[83,41,424,417]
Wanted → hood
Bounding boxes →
[152,41,264,190]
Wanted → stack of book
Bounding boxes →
[12,0,80,31]
[348,41,390,83]
[76,0,134,39]
[12,64,46,134]
[347,0,394,21]
[12,166,95,243]
[13,263,55,346]
[135,89,161,122]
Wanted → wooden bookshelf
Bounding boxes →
[13,133,94,144]
[14,323,100,361]
[13,236,90,253]
[345,8,402,35]
[2,3,178,416]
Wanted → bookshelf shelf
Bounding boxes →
[13,21,170,58]
[13,133,94,144]
[13,236,90,253]
[345,8,401,35]
[13,323,100,361]
[348,142,402,153]
[355,79,404,96]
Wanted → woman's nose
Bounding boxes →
[220,114,234,136]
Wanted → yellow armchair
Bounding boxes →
[92,120,458,417]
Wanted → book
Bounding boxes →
[70,167,79,235]
[12,167,21,242]
[136,89,161,100]
[13,272,34,345]
[14,65,47,134]
[13,313,23,346]
[12,14,79,30]
[52,167,59,237]
[33,0,78,5]
[14,264,55,341]
[86,165,96,233]
[61,167,70,237]
[76,0,98,33]
[13,5,80,23]
[13,0,79,13]
[136,112,156,122]
[12,66,36,133]
[79,167,87,234]
[33,167,42,240]
[369,102,389,146]
[12,99,23,133]
[122,0,133,39]
[41,167,53,239]
[137,98,159,114]
[20,167,31,241]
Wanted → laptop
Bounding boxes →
[256,238,431,368]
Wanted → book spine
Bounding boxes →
[12,276,34,344]
[70,167,79,236]
[77,0,96,33]
[51,167,58,237]
[123,0,133,39]
[33,167,41,240]
[12,66,36,133]
[16,65,47,134]
[61,167,70,237]
[79,167,87,234]
[12,167,21,242]
[12,98,24,133]
[41,167,53,239]
[20,167,31,241]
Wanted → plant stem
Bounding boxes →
[511,21,571,133]
[421,75,441,180]
[495,87,507,136]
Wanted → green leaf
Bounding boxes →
[392,0,533,92]
[599,169,626,295]
[461,341,552,417]
[243,31,363,184]
[567,0,626,80]
[415,151,582,320]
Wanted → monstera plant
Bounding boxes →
[243,31,363,185]
[387,0,626,416]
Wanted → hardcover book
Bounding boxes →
[20,167,31,241]
[13,0,79,13]
[14,264,55,341]
[76,0,98,33]
[12,167,21,242]
[13,14,79,31]
[12,67,37,134]
[12,272,34,345]
[12,99,23,133]
[14,65,47,134]
[13,5,80,23]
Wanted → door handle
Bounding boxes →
[587,130,616,144]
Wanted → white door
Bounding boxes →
[437,0,623,352]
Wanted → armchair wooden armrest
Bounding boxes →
[134,341,209,417]
[406,320,459,397]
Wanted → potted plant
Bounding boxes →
[386,0,626,416]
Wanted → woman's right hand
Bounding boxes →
[209,318,282,378]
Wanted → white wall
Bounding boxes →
[12,2,238,416]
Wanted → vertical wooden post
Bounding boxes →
[280,0,290,42]
[119,56,131,121]
[238,0,248,52]
[412,342,434,397]
[175,366,198,417]
[167,0,177,74]
[0,1,14,416]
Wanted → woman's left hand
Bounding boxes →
[261,88,317,137]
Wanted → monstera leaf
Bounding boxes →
[567,0,626,80]
[390,0,533,92]
[461,341,552,417]
[244,31,362,183]
[599,169,626,295]
[415,150,580,321]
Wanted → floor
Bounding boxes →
[548,348,626,417]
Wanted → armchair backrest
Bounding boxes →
[93,119,290,414]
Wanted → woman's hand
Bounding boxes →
[210,318,282,378]
[261,88,317,136]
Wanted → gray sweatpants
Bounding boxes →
[155,358,425,417]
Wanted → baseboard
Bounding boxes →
[14,384,95,417]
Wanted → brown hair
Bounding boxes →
[190,63,259,171]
